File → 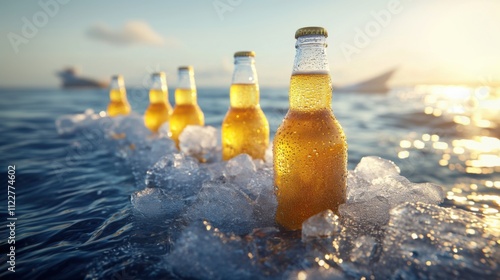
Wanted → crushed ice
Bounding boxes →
[57,111,499,279]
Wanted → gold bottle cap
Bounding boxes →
[234,51,256,57]
[295,26,328,39]
[178,66,193,71]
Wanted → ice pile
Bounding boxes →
[179,125,219,162]
[162,202,498,279]
[340,156,445,230]
[56,111,498,279]
[57,111,178,187]
[55,109,102,135]
[301,209,342,240]
[134,153,276,235]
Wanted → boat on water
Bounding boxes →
[57,67,108,89]
[334,68,396,94]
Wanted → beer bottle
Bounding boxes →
[144,72,172,132]
[222,51,269,160]
[169,66,204,147]
[273,27,347,230]
[107,75,131,117]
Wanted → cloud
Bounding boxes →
[87,21,180,47]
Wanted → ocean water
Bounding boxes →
[0,86,498,279]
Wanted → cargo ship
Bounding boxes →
[57,67,108,88]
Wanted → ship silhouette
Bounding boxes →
[57,67,108,88]
[334,68,396,93]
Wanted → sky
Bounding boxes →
[0,0,499,88]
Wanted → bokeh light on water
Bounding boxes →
[393,85,500,229]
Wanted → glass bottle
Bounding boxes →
[144,72,172,132]
[107,75,131,117]
[222,51,269,160]
[170,66,204,147]
[273,27,348,230]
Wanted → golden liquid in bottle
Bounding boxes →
[222,83,269,160]
[107,88,131,117]
[170,88,204,146]
[144,89,172,132]
[273,73,347,230]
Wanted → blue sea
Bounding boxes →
[0,86,499,279]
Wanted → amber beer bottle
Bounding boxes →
[274,27,347,230]
[144,72,173,132]
[107,75,131,117]
[222,51,269,160]
[170,66,204,146]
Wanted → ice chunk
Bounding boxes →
[354,156,400,182]
[108,113,152,149]
[200,154,277,229]
[407,182,445,205]
[179,125,218,161]
[244,167,273,196]
[302,210,342,241]
[184,178,256,235]
[225,154,256,177]
[124,136,178,187]
[165,222,254,279]
[371,175,444,206]
[131,188,185,219]
[224,154,257,185]
[264,143,273,166]
[245,227,307,278]
[349,235,377,265]
[145,153,208,199]
[339,196,391,230]
[158,122,170,138]
[148,136,177,157]
[203,160,227,180]
[249,168,277,228]
[346,171,372,202]
[377,202,499,279]
[55,109,100,135]
[341,158,444,228]
[338,235,379,279]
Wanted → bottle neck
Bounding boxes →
[175,69,197,105]
[230,56,260,108]
[290,35,332,111]
[177,69,196,90]
[149,74,168,103]
[232,56,258,85]
[109,76,127,102]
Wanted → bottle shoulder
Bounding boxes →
[147,101,171,109]
[172,103,203,114]
[222,106,269,128]
[275,109,346,142]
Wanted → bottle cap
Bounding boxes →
[295,26,328,39]
[151,72,166,77]
[111,74,123,80]
[234,51,256,57]
[178,66,193,71]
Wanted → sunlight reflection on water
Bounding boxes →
[395,85,500,230]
